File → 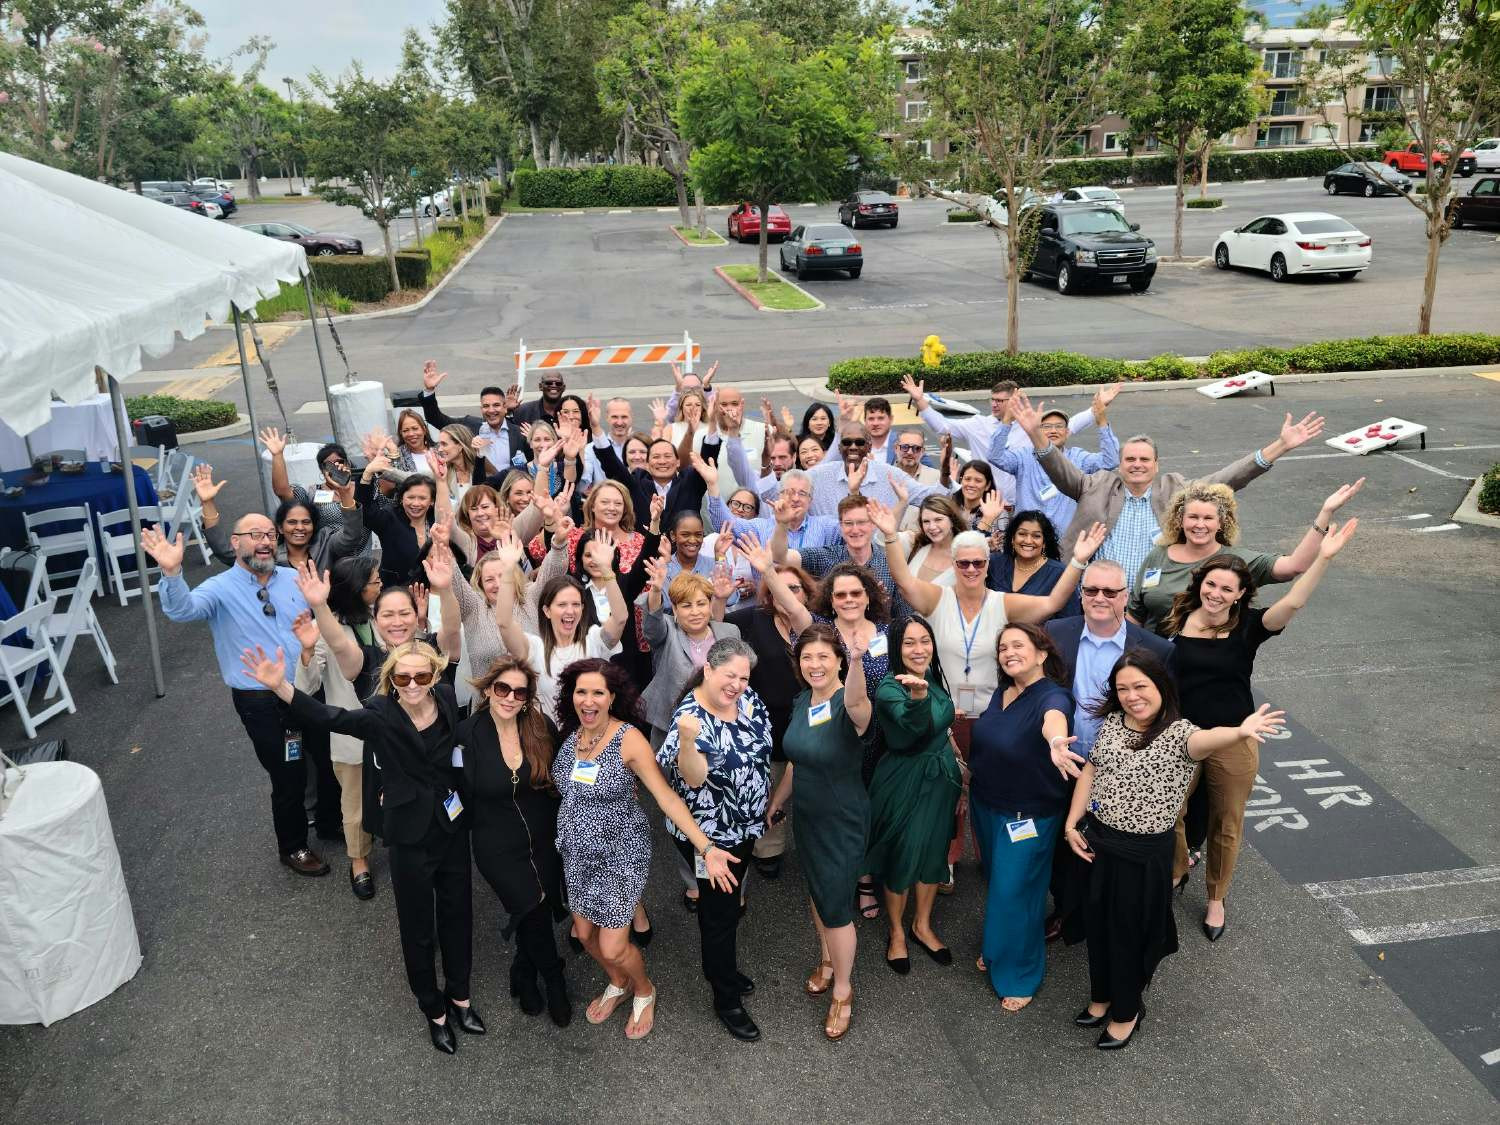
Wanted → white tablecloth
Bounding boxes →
[0,393,120,471]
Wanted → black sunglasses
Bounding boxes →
[1081,585,1125,598]
[256,587,276,617]
[391,671,435,687]
[840,437,869,447]
[490,682,532,701]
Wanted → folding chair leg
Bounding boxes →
[108,551,129,606]
[0,665,39,740]
[92,615,119,684]
[43,630,78,700]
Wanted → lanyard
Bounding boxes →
[959,599,985,678]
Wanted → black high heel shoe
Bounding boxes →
[1073,1007,1107,1028]
[630,909,654,948]
[427,1016,457,1055]
[1174,872,1190,897]
[446,998,486,1034]
[1096,1003,1144,1050]
[567,927,584,954]
[1202,917,1227,942]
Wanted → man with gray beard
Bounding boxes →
[144,512,328,876]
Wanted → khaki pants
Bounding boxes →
[332,760,373,861]
[753,762,789,860]
[1173,736,1258,901]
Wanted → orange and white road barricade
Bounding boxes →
[514,331,699,393]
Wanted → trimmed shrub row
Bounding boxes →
[1185,197,1223,208]
[947,209,982,222]
[306,251,434,301]
[826,333,1500,394]
[515,166,681,208]
[1478,463,1500,515]
[1035,146,1382,191]
[485,193,505,216]
[125,395,238,434]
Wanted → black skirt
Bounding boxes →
[1081,817,1179,988]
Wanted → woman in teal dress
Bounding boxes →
[866,615,962,976]
[771,621,873,1042]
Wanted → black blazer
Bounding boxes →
[595,436,721,532]
[418,390,532,467]
[285,683,464,846]
[1045,615,1176,681]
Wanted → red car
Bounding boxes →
[728,203,792,242]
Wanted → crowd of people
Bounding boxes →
[140,359,1362,1053]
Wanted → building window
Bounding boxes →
[1263,49,1300,79]
[904,100,929,121]
[905,60,922,83]
[1363,85,1402,113]
[1366,52,1398,78]
[1102,132,1123,152]
[1268,90,1300,116]
[1256,124,1299,147]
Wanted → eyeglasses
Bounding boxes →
[255,587,276,617]
[781,488,810,500]
[539,379,565,388]
[728,500,758,513]
[235,528,275,542]
[1039,421,1067,431]
[896,443,924,453]
[953,558,987,572]
[1081,585,1126,598]
[391,671,435,687]
[840,437,869,448]
[490,682,531,701]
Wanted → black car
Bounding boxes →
[240,221,364,255]
[189,186,237,217]
[1448,176,1500,228]
[1024,203,1157,294]
[1323,161,1412,197]
[838,190,899,229]
[156,191,216,217]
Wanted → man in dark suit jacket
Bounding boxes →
[417,360,530,474]
[1045,559,1175,760]
[592,427,721,533]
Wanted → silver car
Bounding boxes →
[778,223,863,280]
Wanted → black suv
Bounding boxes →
[1025,202,1157,294]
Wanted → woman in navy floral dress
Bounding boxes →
[657,638,772,1042]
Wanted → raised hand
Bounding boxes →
[669,360,685,392]
[900,373,928,411]
[676,712,701,749]
[1238,703,1288,744]
[410,581,430,628]
[425,449,446,478]
[423,539,454,590]
[979,488,1005,527]
[257,426,287,456]
[360,429,384,460]
[864,497,899,538]
[1009,392,1045,441]
[295,560,331,607]
[141,527,185,573]
[587,393,602,433]
[846,455,869,494]
[1280,410,1326,450]
[291,609,320,652]
[472,434,491,453]
[583,528,616,577]
[421,359,447,393]
[1072,521,1108,564]
[769,493,795,527]
[495,529,526,571]
[779,406,796,434]
[1320,477,1365,517]
[650,397,669,429]
[238,644,287,692]
[561,426,586,460]
[362,452,391,482]
[836,392,857,424]
[1049,734,1086,780]
[644,554,669,594]
[430,518,452,549]
[1092,381,1121,414]
[734,530,774,574]
[894,672,928,700]
[890,477,909,514]
[711,561,735,602]
[191,463,226,504]
[701,360,719,388]
[846,628,870,663]
[504,383,521,412]
[648,491,666,528]
[1319,517,1358,559]
[518,420,533,441]
[328,472,355,507]
[553,481,575,516]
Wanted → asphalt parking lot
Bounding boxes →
[229,197,437,253]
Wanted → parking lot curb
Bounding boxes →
[1453,473,1500,530]
[176,414,251,443]
[669,224,728,248]
[713,265,825,313]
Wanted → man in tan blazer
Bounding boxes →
[1010,392,1326,590]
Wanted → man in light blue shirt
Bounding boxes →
[988,396,1120,534]
[143,514,328,877]
[798,422,947,518]
[704,467,841,554]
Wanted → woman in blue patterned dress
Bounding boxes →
[657,638,773,1042]
[551,658,740,1041]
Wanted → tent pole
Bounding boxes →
[233,305,276,514]
[301,271,336,418]
[107,374,167,698]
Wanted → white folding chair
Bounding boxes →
[0,597,77,739]
[125,444,161,473]
[23,503,99,592]
[42,557,117,699]
[96,504,163,605]
[163,458,211,565]
[156,448,194,502]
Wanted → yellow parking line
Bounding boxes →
[154,373,238,400]
[1475,367,1500,382]
[197,324,295,368]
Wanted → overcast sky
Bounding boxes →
[192,0,448,88]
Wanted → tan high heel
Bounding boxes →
[805,959,834,995]
[824,990,853,1040]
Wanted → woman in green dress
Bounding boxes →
[866,615,962,976]
[769,621,873,1042]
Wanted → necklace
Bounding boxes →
[577,721,614,760]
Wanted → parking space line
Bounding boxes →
[1388,452,1474,479]
[1347,916,1500,946]
[1414,522,1462,533]
[1305,866,1500,900]
[1482,1047,1500,1066]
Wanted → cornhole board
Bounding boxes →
[1326,417,1427,455]
[1198,370,1275,398]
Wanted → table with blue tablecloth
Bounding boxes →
[0,464,160,575]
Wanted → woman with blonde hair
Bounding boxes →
[241,638,484,1055]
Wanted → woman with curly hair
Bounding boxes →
[1128,478,1363,634]
[552,659,740,1040]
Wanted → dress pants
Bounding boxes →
[674,836,757,1012]
[1172,736,1258,900]
[388,823,474,1019]
[230,687,309,856]
[330,760,372,860]
[299,712,342,838]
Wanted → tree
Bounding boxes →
[304,67,423,292]
[1300,0,1500,333]
[1117,0,1265,257]
[679,31,885,281]
[919,0,1120,354]
[1293,2,1340,27]
[212,37,289,201]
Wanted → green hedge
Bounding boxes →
[1478,463,1500,515]
[947,209,982,222]
[125,395,238,434]
[1185,197,1223,208]
[307,255,393,302]
[395,250,431,289]
[485,193,504,216]
[436,220,464,238]
[515,166,681,208]
[1036,146,1382,191]
[827,333,1500,393]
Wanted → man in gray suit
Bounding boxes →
[1011,392,1325,590]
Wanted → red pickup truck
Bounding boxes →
[1386,142,1477,176]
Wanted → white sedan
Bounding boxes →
[1056,185,1125,213]
[1213,212,1371,281]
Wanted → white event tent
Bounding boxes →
[0,151,326,696]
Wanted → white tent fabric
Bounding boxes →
[0,153,306,436]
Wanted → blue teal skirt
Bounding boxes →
[971,800,1062,998]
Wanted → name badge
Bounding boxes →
[867,632,888,659]
[284,731,302,763]
[313,489,335,505]
[956,686,978,716]
[451,745,464,768]
[1038,484,1059,502]
[443,790,463,821]
[570,758,600,785]
[1141,568,1162,589]
[590,584,612,619]
[808,700,832,727]
[1006,818,1038,843]
[694,852,710,880]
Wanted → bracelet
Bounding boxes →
[883,535,899,545]
[1069,558,1087,571]
[1254,449,1272,469]
[1312,522,1329,535]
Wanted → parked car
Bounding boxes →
[727,202,792,242]
[157,192,218,218]
[192,177,231,192]
[974,186,1045,227]
[1474,138,1500,173]
[189,186,236,217]
[1447,176,1500,229]
[1386,142,1476,177]
[240,221,364,255]
[1323,161,1412,197]
[364,191,451,219]
[141,180,192,194]
[778,223,862,279]
[837,190,899,229]
[1056,185,1125,213]
[1024,202,1156,294]
[1214,212,1370,281]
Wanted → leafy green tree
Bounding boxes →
[679,31,884,281]
[1118,0,1265,257]
[1293,2,1340,27]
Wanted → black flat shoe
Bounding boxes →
[427,1017,457,1054]
[349,865,375,901]
[753,856,782,879]
[543,971,572,1027]
[886,937,911,976]
[909,929,953,966]
[447,999,486,1034]
[716,1005,762,1042]
[1096,1003,1144,1050]
[734,972,755,998]
[1073,1007,1108,1028]
[1202,918,1226,942]
[683,891,700,914]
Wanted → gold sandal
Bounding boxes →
[824,990,853,1040]
[805,959,834,995]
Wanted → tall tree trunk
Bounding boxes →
[411,206,421,247]
[758,219,769,283]
[1418,206,1444,335]
[528,119,545,167]
[548,133,561,167]
[669,156,691,228]
[1198,143,1212,199]
[1172,145,1186,258]
[382,223,401,292]
[246,153,262,201]
[1004,225,1020,356]
[694,186,708,239]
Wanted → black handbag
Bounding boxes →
[8,739,69,766]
